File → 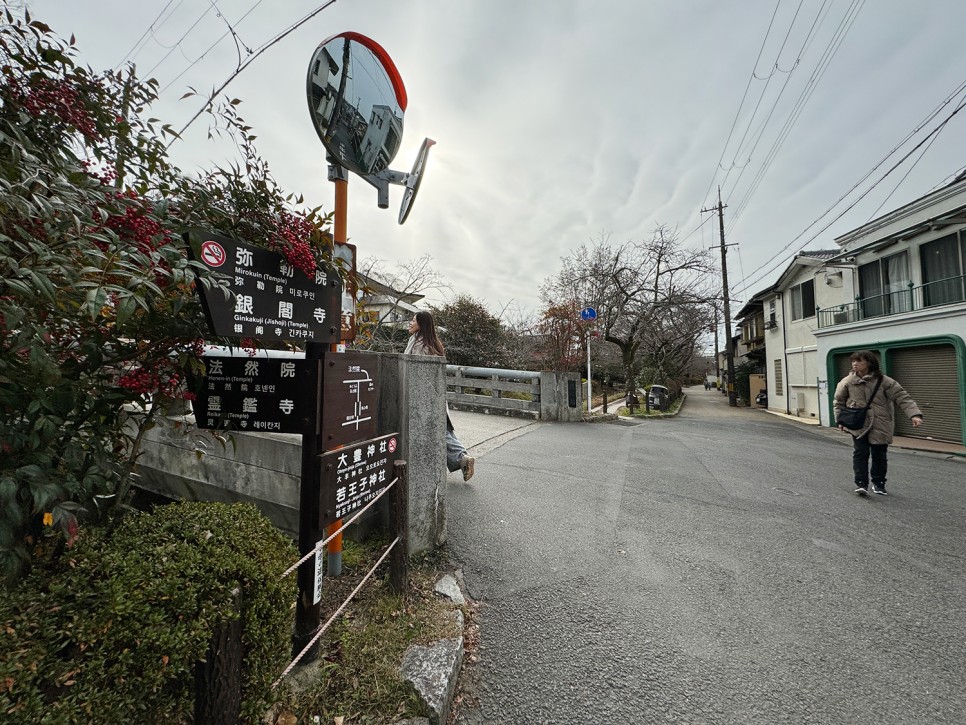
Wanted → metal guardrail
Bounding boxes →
[817,274,966,328]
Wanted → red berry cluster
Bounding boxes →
[82,159,117,186]
[94,191,174,286]
[270,211,317,277]
[6,74,100,141]
[118,360,191,399]
[118,367,160,395]
[105,196,166,255]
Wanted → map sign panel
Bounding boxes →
[318,432,400,529]
[320,350,378,450]
[184,228,341,343]
[191,356,320,434]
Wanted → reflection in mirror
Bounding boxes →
[307,33,406,176]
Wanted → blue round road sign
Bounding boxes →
[580,307,597,321]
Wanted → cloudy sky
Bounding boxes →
[28,0,966,319]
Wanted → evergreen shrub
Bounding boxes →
[0,502,296,723]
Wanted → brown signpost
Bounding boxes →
[317,432,400,530]
[320,350,378,450]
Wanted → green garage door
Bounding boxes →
[890,345,962,443]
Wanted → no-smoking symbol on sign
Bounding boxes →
[200,240,227,267]
[387,437,397,453]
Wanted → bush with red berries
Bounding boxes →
[0,11,337,581]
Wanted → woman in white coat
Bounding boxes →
[404,311,475,482]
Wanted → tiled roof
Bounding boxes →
[797,249,839,260]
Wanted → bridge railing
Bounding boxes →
[444,365,583,421]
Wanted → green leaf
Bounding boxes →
[30,481,62,513]
[116,294,137,325]
[4,277,34,297]
[0,477,17,504]
[83,287,109,319]
[16,463,43,479]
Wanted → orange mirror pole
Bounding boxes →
[327,168,349,577]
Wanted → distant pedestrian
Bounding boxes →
[833,350,923,497]
[404,311,475,482]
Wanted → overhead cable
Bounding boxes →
[733,88,966,297]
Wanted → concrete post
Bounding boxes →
[378,352,448,553]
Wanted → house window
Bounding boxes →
[858,251,910,318]
[790,280,815,321]
[920,233,965,307]
[774,360,783,395]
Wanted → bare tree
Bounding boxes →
[355,254,451,351]
[497,303,541,371]
[542,226,716,394]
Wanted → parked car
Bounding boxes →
[755,390,768,407]
[648,384,669,408]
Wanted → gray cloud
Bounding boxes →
[31,0,966,313]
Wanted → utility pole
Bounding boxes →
[113,65,135,188]
[713,307,720,383]
[702,188,737,407]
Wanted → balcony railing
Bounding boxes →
[817,274,966,328]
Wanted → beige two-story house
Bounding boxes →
[759,250,841,419]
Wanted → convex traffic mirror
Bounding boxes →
[307,32,407,177]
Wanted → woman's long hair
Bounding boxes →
[850,350,882,378]
[414,310,445,356]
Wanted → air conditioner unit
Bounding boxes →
[831,310,849,325]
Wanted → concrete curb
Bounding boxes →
[399,573,468,724]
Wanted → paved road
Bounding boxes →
[446,387,966,724]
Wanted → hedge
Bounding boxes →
[0,502,297,723]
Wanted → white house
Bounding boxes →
[760,250,840,420]
[355,273,424,335]
[811,177,966,445]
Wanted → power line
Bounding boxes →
[209,0,254,64]
[726,0,863,235]
[159,0,267,94]
[739,74,966,287]
[863,85,966,220]
[733,87,966,297]
[727,0,806,167]
[114,0,179,69]
[699,0,782,210]
[169,0,341,144]
[143,5,217,79]
[721,0,832,204]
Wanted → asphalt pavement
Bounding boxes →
[445,387,966,724]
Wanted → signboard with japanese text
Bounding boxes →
[318,432,400,529]
[191,355,320,434]
[320,350,378,450]
[184,228,341,344]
